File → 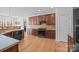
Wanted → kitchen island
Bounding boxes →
[0,29,24,40]
[0,29,24,52]
[0,34,19,52]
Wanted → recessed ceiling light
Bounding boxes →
[37,10,41,12]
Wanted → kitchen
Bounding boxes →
[0,7,73,52]
[27,13,55,39]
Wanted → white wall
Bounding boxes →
[55,7,73,42]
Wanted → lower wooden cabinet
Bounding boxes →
[3,30,24,40]
[45,30,55,39]
[3,44,19,52]
[4,32,13,37]
[32,29,38,36]
[28,29,55,39]
[12,30,24,40]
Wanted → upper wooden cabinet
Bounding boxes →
[45,14,52,25]
[51,13,55,25]
[29,17,33,25]
[28,13,55,25]
[45,14,55,25]
[37,15,45,24]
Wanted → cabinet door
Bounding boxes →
[38,15,43,22]
[51,30,55,39]
[51,13,55,25]
[36,16,40,25]
[42,15,46,21]
[34,16,37,25]
[32,29,38,36]
[33,16,45,25]
[29,17,33,25]
[45,14,52,25]
[29,16,38,25]
[4,32,12,37]
[45,30,51,38]
[45,30,55,39]
[37,15,46,24]
[35,16,38,25]
[45,14,55,25]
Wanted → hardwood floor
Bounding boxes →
[19,32,68,52]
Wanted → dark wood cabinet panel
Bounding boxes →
[29,17,33,25]
[28,13,55,39]
[4,32,13,37]
[3,44,19,52]
[38,16,43,23]
[12,30,24,40]
[32,29,38,36]
[28,13,55,25]
[34,16,38,25]
[45,14,52,25]
[51,30,55,39]
[4,30,24,40]
[27,29,55,39]
[36,16,40,24]
[41,15,46,21]
[27,29,38,36]
[51,13,55,25]
[36,15,45,24]
[45,30,55,39]
[45,14,55,25]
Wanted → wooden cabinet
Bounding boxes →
[28,13,55,39]
[31,29,55,39]
[45,30,55,39]
[45,14,55,25]
[51,30,55,39]
[12,30,24,40]
[41,15,46,21]
[3,30,24,40]
[28,13,55,25]
[36,16,40,24]
[32,29,38,36]
[27,28,55,39]
[29,17,33,25]
[45,14,51,25]
[51,13,55,25]
[34,16,38,25]
[4,32,13,37]
[3,44,19,52]
[27,29,38,36]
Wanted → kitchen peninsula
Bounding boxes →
[0,34,19,52]
[0,28,24,52]
[0,14,24,52]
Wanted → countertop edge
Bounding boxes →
[0,34,20,52]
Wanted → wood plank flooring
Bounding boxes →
[19,33,68,52]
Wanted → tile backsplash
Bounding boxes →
[27,25,55,30]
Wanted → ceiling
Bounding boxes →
[0,7,54,18]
